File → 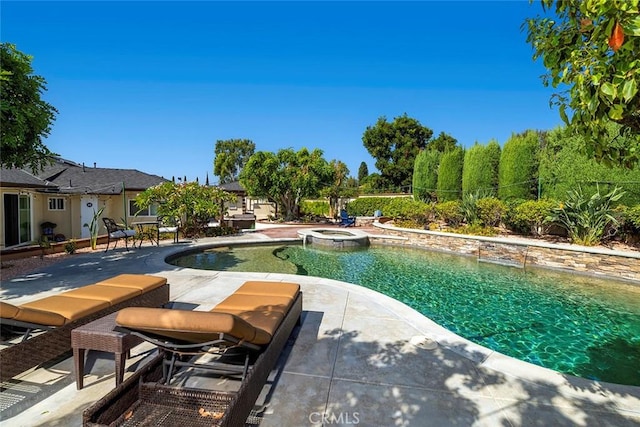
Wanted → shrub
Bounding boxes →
[386,198,433,224]
[394,219,423,229]
[437,147,464,202]
[64,239,77,254]
[539,125,640,206]
[205,225,236,237]
[625,205,640,229]
[476,197,506,227]
[346,197,394,216]
[300,200,330,217]
[506,199,555,236]
[435,200,463,226]
[618,205,640,242]
[498,131,540,201]
[451,223,498,237]
[546,186,625,246]
[460,191,482,224]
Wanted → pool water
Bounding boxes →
[170,244,640,386]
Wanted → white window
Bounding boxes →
[129,200,158,216]
[48,197,65,211]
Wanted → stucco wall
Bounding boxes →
[370,223,640,283]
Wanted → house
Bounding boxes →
[218,181,275,220]
[0,157,168,249]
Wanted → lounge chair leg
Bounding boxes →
[163,353,178,384]
[241,353,250,380]
[21,328,33,342]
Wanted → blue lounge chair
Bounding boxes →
[339,209,356,227]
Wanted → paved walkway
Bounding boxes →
[1,229,639,426]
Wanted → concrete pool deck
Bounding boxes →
[1,229,639,426]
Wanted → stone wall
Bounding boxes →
[370,223,640,283]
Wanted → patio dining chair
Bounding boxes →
[102,217,136,251]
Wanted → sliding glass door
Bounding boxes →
[3,193,32,247]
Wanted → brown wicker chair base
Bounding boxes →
[0,284,170,382]
[83,292,303,427]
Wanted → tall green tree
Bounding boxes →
[213,138,256,184]
[498,131,541,201]
[1,43,58,172]
[525,0,640,168]
[437,147,464,202]
[462,140,501,197]
[413,148,442,202]
[357,161,369,182]
[362,114,432,191]
[239,148,333,220]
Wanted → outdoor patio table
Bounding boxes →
[131,220,159,247]
[71,311,143,390]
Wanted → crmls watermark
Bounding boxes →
[309,411,360,425]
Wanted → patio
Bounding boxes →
[1,228,639,426]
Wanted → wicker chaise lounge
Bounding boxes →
[115,280,301,384]
[83,280,303,427]
[0,274,170,382]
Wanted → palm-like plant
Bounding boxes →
[83,206,105,250]
[547,186,625,246]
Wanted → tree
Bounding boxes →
[437,147,464,202]
[498,131,540,201]
[239,148,333,220]
[362,114,432,191]
[525,0,640,168]
[135,181,235,237]
[321,160,358,218]
[412,148,442,202]
[539,124,640,206]
[357,161,369,182]
[213,138,256,184]
[427,131,458,153]
[462,140,501,197]
[1,43,58,172]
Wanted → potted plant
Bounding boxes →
[83,206,105,250]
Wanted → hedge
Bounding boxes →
[498,131,540,201]
[437,147,464,202]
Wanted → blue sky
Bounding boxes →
[2,1,559,184]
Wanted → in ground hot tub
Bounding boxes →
[297,228,369,248]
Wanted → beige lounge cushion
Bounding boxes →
[211,307,285,337]
[0,301,67,327]
[96,274,167,292]
[61,284,141,305]
[235,281,300,299]
[214,294,293,315]
[21,296,110,323]
[116,307,272,345]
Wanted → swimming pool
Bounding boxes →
[169,244,640,386]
